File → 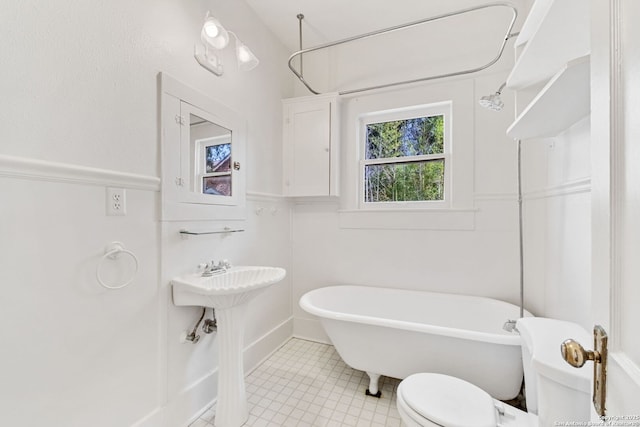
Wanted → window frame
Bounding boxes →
[358,102,452,210]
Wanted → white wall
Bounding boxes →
[288,0,593,339]
[0,0,594,424]
[0,175,160,427]
[290,0,528,340]
[520,117,592,329]
[0,1,293,426]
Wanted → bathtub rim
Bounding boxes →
[299,285,531,346]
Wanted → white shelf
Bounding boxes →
[179,228,245,236]
[507,55,590,140]
[513,0,554,48]
[506,0,590,89]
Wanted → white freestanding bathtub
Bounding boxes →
[299,285,528,400]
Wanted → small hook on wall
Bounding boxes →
[255,206,279,216]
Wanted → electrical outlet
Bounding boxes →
[106,187,126,216]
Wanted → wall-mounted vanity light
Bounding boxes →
[194,12,259,76]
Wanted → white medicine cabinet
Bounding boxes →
[282,93,339,197]
[160,73,246,221]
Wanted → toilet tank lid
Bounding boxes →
[517,317,591,392]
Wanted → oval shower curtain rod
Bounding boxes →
[289,2,519,96]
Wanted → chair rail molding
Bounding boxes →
[0,154,160,191]
[522,177,591,201]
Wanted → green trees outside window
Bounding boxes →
[364,115,445,203]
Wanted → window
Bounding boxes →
[202,141,232,196]
[360,103,451,207]
[340,82,473,230]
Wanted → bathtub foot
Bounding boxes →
[365,372,382,398]
[365,388,382,398]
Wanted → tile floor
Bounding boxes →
[190,338,403,427]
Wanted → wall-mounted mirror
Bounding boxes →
[160,73,246,221]
[190,113,233,197]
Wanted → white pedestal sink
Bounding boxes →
[172,266,286,427]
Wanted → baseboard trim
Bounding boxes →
[169,369,218,427]
[244,316,294,374]
[293,317,331,344]
[131,407,164,427]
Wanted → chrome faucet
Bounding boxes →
[503,319,518,333]
[201,259,232,277]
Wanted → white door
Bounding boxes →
[590,0,640,417]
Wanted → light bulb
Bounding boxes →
[200,14,229,49]
[237,45,251,63]
[204,22,219,38]
[234,40,259,71]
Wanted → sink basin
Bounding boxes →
[172,266,286,309]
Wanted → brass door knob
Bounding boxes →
[561,339,600,368]
[560,326,608,418]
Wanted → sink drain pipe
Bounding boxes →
[186,307,218,343]
[203,309,217,334]
[186,307,206,343]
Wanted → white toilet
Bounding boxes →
[396,317,592,427]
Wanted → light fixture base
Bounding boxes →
[194,44,224,76]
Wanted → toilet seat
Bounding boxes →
[397,373,497,427]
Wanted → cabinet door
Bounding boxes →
[284,100,333,196]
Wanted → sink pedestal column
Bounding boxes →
[215,303,249,427]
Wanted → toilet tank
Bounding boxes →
[516,318,592,424]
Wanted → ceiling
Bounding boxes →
[244,0,530,53]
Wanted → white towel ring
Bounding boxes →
[96,241,139,290]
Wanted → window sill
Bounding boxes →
[338,208,477,230]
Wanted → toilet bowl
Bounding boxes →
[396,373,535,427]
[396,318,591,427]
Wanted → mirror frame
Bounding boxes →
[159,73,246,221]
